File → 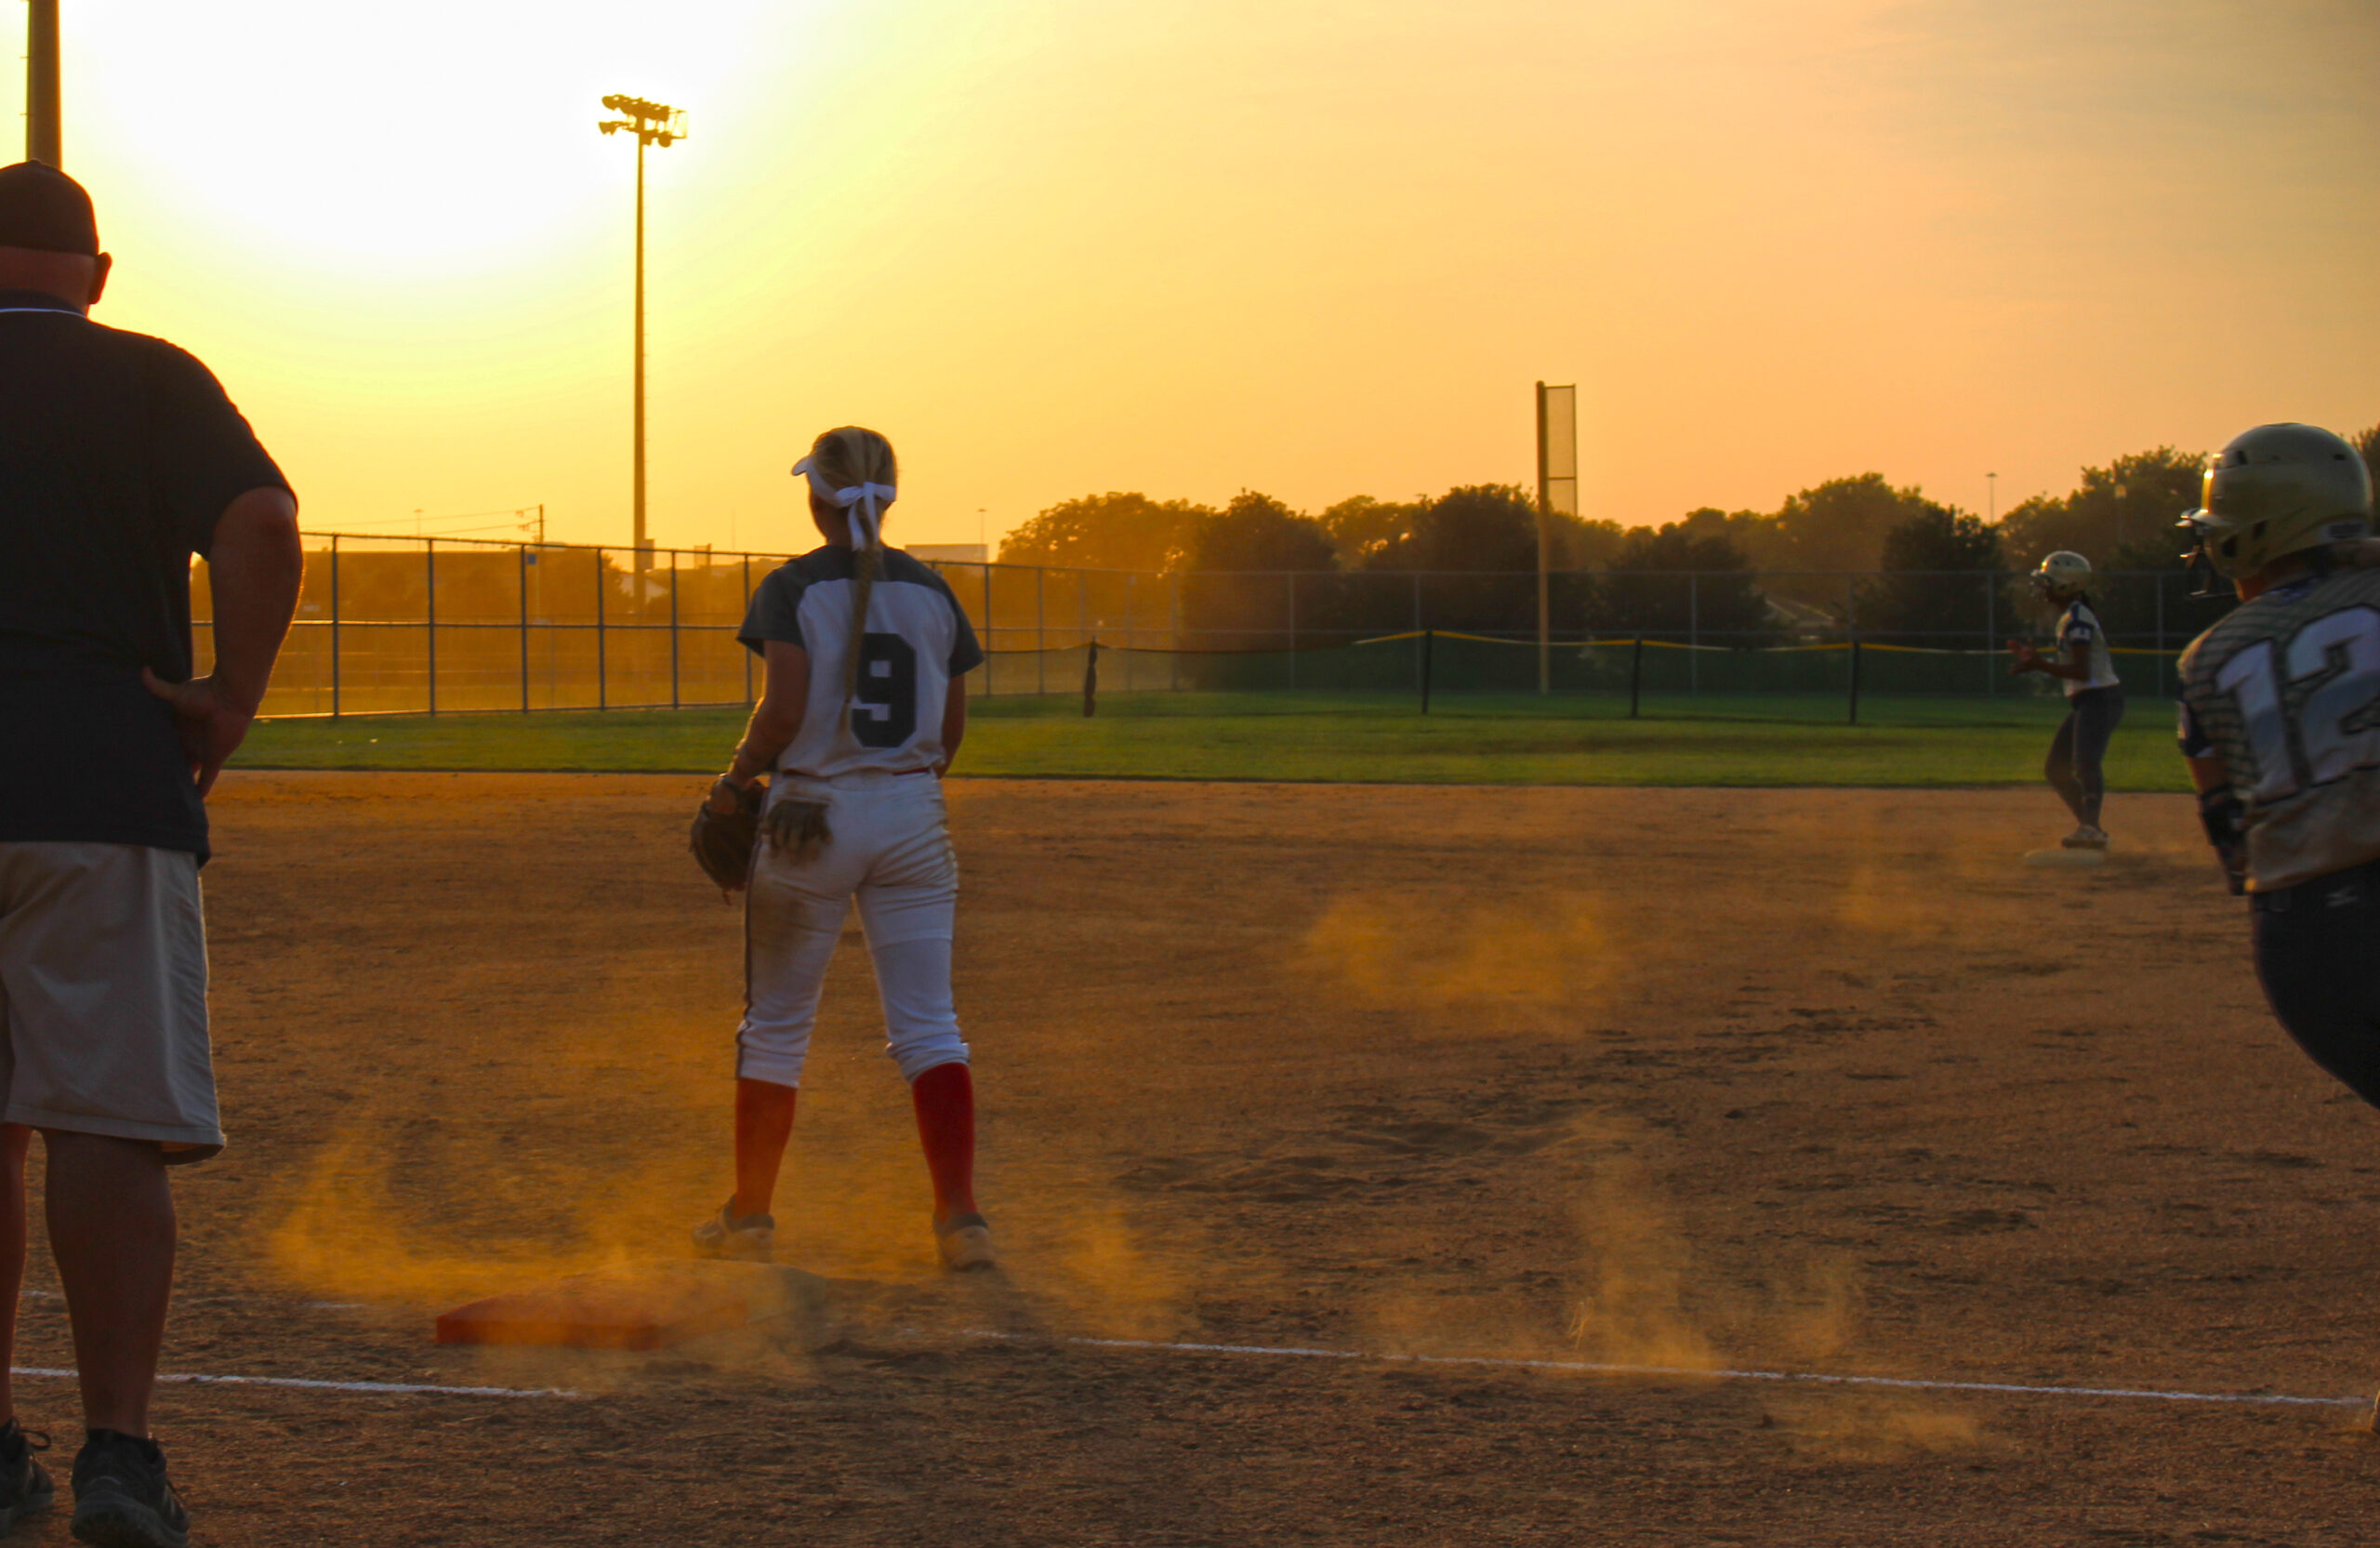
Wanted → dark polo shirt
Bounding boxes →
[0,289,289,862]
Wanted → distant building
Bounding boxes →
[907,543,989,563]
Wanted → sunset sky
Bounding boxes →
[23,0,2378,556]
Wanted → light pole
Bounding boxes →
[598,94,686,572]
[26,0,60,165]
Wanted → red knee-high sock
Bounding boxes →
[909,1062,977,1222]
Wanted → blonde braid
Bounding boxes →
[766,426,898,862]
[800,425,900,734]
[840,542,881,714]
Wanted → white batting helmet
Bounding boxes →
[2031,550,2092,596]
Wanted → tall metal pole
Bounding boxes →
[632,133,647,572]
[600,97,683,570]
[26,0,60,166]
[1535,381,1551,694]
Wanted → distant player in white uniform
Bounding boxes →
[693,425,994,1272]
[2175,423,2380,1107]
[2010,550,2124,850]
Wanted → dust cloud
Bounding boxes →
[1299,890,1630,1020]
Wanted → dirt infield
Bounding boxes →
[14,773,2380,1545]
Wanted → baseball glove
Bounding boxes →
[690,776,765,896]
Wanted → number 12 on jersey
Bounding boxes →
[2215,604,2380,802]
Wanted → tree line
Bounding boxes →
[993,424,2380,648]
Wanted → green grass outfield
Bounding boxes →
[231,691,2193,790]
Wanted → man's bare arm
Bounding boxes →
[145,486,301,796]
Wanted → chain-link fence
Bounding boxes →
[200,534,2228,717]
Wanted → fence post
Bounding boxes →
[1170,578,1181,693]
[668,548,681,710]
[1123,574,1134,692]
[981,561,995,697]
[1287,572,1297,694]
[329,535,341,719]
[596,547,608,710]
[1036,566,1046,695]
[1688,572,1699,695]
[1847,637,1862,725]
[425,538,437,716]
[519,543,531,714]
[1083,639,1099,717]
[1630,636,1643,719]
[1421,628,1434,715]
[1985,571,1997,695]
[2154,572,2167,698]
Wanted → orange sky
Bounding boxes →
[23,0,2379,556]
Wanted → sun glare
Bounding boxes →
[56,0,797,270]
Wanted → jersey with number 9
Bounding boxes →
[738,547,985,779]
[2177,566,2380,891]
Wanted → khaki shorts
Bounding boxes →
[0,842,220,1163]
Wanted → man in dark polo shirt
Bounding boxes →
[0,162,299,1548]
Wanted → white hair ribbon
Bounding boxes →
[792,456,897,551]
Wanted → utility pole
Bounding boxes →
[26,0,60,165]
[598,95,686,573]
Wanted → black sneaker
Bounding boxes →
[0,1418,54,1531]
[70,1429,188,1548]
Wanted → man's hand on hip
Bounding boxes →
[142,668,256,798]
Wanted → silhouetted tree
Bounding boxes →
[1356,484,1535,573]
[1597,523,1773,643]
[1995,447,2204,574]
[1178,492,1340,650]
[1749,475,1948,576]
[998,491,1212,572]
[1854,509,2002,644]
[1552,514,1629,569]
[1316,495,1423,566]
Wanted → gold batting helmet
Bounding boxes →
[2177,422,2373,584]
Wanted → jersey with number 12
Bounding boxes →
[738,547,985,780]
[2177,566,2380,891]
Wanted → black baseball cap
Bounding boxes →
[0,162,98,255]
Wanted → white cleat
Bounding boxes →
[692,1200,775,1262]
[2059,825,2109,851]
[935,1211,997,1274]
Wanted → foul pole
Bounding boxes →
[1534,381,1578,693]
[27,0,60,165]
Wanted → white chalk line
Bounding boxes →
[958,1330,2370,1411]
[7,1366,578,1400]
[1,1333,2354,1413]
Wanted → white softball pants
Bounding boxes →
[737,769,969,1089]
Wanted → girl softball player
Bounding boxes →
[2010,549,2125,851]
[694,425,992,1272]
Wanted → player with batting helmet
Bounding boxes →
[2175,422,2380,1105]
[2010,549,2125,851]
[692,425,993,1273]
